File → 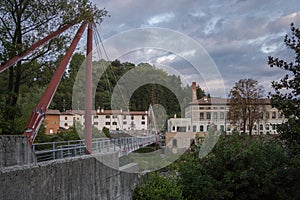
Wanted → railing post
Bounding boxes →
[52,143,55,160]
[67,141,70,157]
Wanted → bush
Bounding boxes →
[133,172,183,200]
[179,135,300,199]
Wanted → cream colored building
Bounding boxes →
[168,97,285,135]
[166,82,286,148]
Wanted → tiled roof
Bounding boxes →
[59,109,147,115]
[45,109,61,115]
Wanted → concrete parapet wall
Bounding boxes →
[0,135,36,168]
[0,153,138,200]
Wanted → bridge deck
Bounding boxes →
[32,135,157,162]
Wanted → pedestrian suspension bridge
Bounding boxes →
[0,20,160,162]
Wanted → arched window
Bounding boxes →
[200,125,204,132]
[259,124,264,130]
[193,125,197,132]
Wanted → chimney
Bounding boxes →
[192,81,197,101]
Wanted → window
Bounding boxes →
[265,112,270,119]
[106,115,110,119]
[177,126,187,132]
[172,139,177,147]
[200,112,204,120]
[266,124,269,130]
[131,116,134,120]
[123,115,127,119]
[272,112,276,119]
[94,122,98,125]
[213,107,218,110]
[65,116,68,120]
[105,122,110,125]
[199,107,204,110]
[220,125,225,132]
[220,112,225,119]
[64,123,68,127]
[193,125,197,132]
[213,112,218,119]
[49,129,54,134]
[206,112,211,120]
[172,126,175,131]
[259,124,264,130]
[142,115,145,120]
[272,124,276,130]
[93,115,98,119]
[112,115,117,119]
[123,121,127,125]
[278,112,282,119]
[141,121,145,125]
[200,125,204,132]
[112,122,117,125]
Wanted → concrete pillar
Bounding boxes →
[0,136,36,168]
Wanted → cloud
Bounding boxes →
[147,13,175,26]
[94,0,300,96]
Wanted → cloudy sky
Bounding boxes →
[92,0,300,97]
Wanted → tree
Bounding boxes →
[197,86,205,99]
[228,78,264,135]
[50,53,85,111]
[0,0,107,134]
[133,172,183,200]
[268,23,300,154]
[178,135,300,199]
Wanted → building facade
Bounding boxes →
[44,109,148,135]
[44,110,60,135]
[168,82,286,135]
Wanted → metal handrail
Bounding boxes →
[32,135,157,162]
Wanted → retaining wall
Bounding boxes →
[0,136,138,200]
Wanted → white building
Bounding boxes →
[167,82,286,135]
[45,109,148,134]
[167,117,191,133]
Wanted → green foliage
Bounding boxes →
[0,0,107,134]
[178,135,300,199]
[102,127,110,138]
[133,172,184,200]
[268,23,300,154]
[35,125,81,144]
